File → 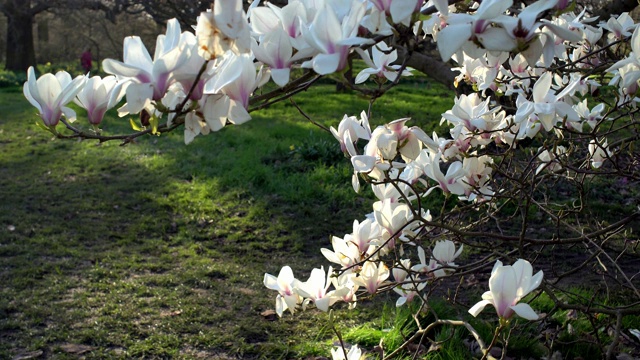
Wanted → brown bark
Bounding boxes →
[397,49,457,90]
[2,0,37,72]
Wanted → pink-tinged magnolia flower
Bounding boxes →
[436,0,513,61]
[411,245,445,278]
[469,259,543,320]
[23,67,86,127]
[353,261,389,294]
[204,53,268,125]
[536,146,567,175]
[372,199,413,251]
[250,1,309,50]
[301,0,372,74]
[423,151,466,195]
[601,12,637,43]
[321,236,362,269]
[354,42,412,84]
[394,279,426,307]
[103,19,189,116]
[264,266,302,317]
[392,259,411,283]
[330,272,359,309]
[516,72,580,133]
[330,112,371,154]
[296,266,349,312]
[252,27,294,87]
[74,75,124,125]
[441,93,499,132]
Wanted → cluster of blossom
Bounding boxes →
[23,0,419,144]
[263,0,640,346]
[22,0,640,357]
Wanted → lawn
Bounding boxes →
[0,80,456,359]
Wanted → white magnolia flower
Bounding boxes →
[469,259,543,320]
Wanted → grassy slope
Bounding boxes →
[0,81,453,359]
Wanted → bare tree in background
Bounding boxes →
[0,0,127,72]
[0,0,294,72]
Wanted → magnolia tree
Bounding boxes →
[23,0,640,358]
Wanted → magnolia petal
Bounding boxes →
[533,72,552,104]
[476,0,512,20]
[489,265,517,317]
[227,100,251,125]
[528,270,544,294]
[250,7,279,35]
[437,23,471,61]
[202,95,229,132]
[123,83,154,116]
[283,294,298,314]
[311,52,342,75]
[122,36,154,71]
[270,68,291,87]
[315,296,331,312]
[510,303,539,320]
[351,172,360,193]
[214,0,245,39]
[57,75,87,108]
[23,67,42,112]
[61,106,77,123]
[355,69,376,84]
[477,28,517,52]
[542,20,582,43]
[102,58,151,80]
[468,299,491,317]
[521,37,544,67]
[275,294,286,317]
[351,155,376,173]
[390,0,419,24]
[336,37,374,47]
[264,273,280,291]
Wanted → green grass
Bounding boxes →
[0,81,457,359]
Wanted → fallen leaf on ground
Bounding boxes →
[260,309,278,321]
[12,350,43,360]
[60,343,95,354]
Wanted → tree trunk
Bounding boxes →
[4,3,36,72]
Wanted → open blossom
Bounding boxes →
[103,19,190,116]
[353,261,389,294]
[23,67,86,127]
[321,235,362,269]
[330,112,371,155]
[394,279,426,307]
[372,199,413,252]
[252,27,294,87]
[74,75,124,125]
[354,42,412,84]
[469,259,543,320]
[263,266,302,317]
[301,0,371,74]
[296,266,347,312]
